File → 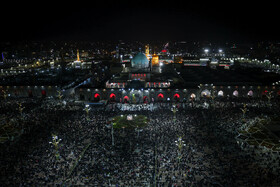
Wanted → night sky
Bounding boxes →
[1,1,279,42]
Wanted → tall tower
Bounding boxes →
[116,45,119,59]
[73,49,82,69]
[77,49,80,62]
[59,47,66,83]
[1,52,4,61]
[145,45,150,60]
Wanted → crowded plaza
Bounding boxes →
[2,1,280,186]
[0,95,279,186]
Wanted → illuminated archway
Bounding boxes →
[123,96,129,103]
[262,90,268,95]
[218,90,224,97]
[190,93,196,99]
[28,90,33,97]
[233,90,238,97]
[157,93,164,101]
[201,89,211,97]
[41,90,46,97]
[110,93,116,101]
[247,90,253,97]
[94,93,100,101]
[143,96,148,103]
[174,93,180,101]
[262,90,268,98]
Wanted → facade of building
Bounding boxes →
[74,52,280,103]
[2,47,280,103]
[75,85,280,103]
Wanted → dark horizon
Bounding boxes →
[1,1,280,43]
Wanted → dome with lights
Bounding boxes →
[131,53,149,69]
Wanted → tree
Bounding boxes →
[266,91,273,106]
[1,90,8,100]
[17,102,25,116]
[240,104,248,119]
[112,115,148,129]
[57,90,63,100]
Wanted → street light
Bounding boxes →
[266,91,273,106]
[1,90,8,100]
[111,122,114,146]
[84,104,90,120]
[175,136,186,162]
[171,104,178,120]
[135,127,143,138]
[49,134,62,160]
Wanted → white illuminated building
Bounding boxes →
[72,49,82,69]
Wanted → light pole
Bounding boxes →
[204,49,209,56]
[266,91,273,106]
[175,136,186,162]
[111,122,114,146]
[49,134,62,160]
[135,127,143,138]
[171,104,178,120]
[211,89,216,108]
[107,118,115,146]
[84,104,90,120]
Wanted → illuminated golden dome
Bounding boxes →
[152,53,159,66]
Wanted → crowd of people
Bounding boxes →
[0,97,280,186]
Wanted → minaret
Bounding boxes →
[59,47,66,83]
[1,52,4,61]
[145,45,150,60]
[77,49,80,61]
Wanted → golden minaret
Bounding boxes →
[77,49,80,61]
[145,45,150,60]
